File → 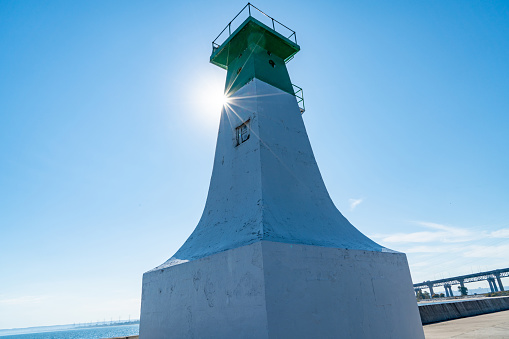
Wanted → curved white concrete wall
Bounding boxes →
[140,74,424,339]
[156,79,387,269]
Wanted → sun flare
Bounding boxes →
[186,74,234,129]
[196,84,229,113]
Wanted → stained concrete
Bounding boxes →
[423,309,509,338]
[140,242,268,338]
[140,241,424,338]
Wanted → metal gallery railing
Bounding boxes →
[293,84,305,114]
[212,3,298,54]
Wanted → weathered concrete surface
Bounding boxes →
[140,77,423,337]
[423,309,509,338]
[261,242,423,339]
[140,241,424,339]
[419,296,509,324]
[155,79,386,270]
[140,242,268,339]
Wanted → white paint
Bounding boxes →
[154,79,386,270]
[140,241,424,338]
[140,242,268,339]
[140,78,424,338]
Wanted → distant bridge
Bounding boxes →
[413,267,509,298]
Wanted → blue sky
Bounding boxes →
[1,0,508,329]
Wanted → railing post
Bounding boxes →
[272,18,275,30]
[248,4,251,16]
[229,23,231,35]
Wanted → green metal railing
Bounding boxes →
[293,84,305,114]
[212,3,298,54]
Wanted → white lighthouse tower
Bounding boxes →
[139,4,424,338]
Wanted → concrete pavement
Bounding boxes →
[424,309,509,338]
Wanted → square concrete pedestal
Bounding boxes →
[139,241,424,338]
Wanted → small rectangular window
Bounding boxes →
[236,119,250,146]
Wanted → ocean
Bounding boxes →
[0,324,139,339]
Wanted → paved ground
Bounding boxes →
[424,309,509,338]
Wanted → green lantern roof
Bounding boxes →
[210,8,300,70]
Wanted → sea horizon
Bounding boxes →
[0,321,139,338]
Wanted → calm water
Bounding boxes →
[0,324,138,339]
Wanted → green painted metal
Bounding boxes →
[211,17,300,70]
[223,43,294,96]
[210,6,305,107]
[211,3,298,60]
[212,17,300,97]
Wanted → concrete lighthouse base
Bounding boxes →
[139,241,424,339]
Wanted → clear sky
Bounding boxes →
[1,0,508,330]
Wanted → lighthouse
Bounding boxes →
[139,4,424,338]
